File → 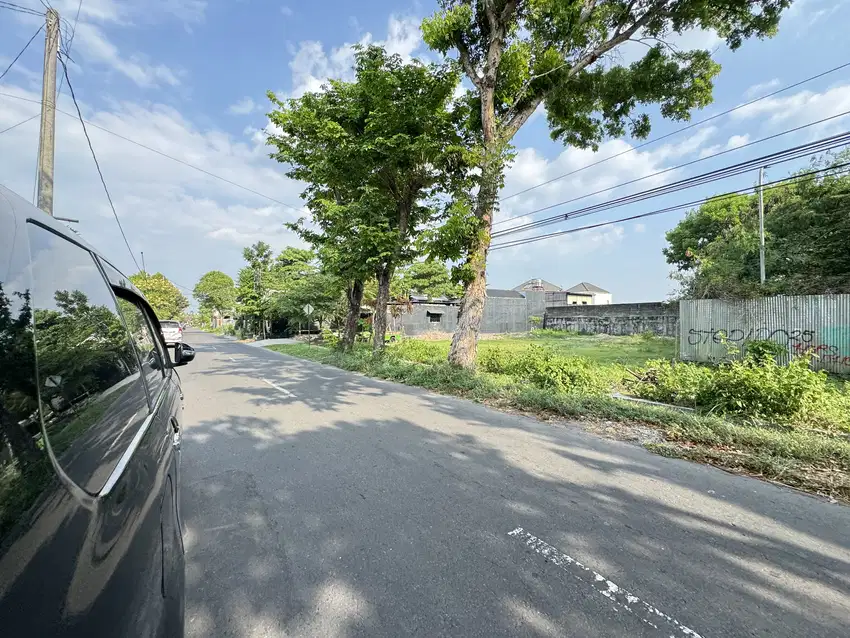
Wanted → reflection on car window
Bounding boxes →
[26,224,151,494]
[0,215,47,542]
[117,297,166,400]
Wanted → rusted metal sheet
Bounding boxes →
[679,295,850,373]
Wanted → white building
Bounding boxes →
[564,282,612,305]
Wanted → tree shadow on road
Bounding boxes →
[179,388,850,638]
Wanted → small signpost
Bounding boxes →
[303,304,315,344]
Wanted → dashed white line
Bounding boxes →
[229,357,236,362]
[262,377,296,398]
[508,527,703,637]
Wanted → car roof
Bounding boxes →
[0,183,143,298]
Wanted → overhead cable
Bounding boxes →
[496,59,850,208]
[490,162,850,251]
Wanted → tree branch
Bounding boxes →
[503,94,545,140]
[567,3,666,79]
[455,35,482,89]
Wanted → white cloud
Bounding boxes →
[0,82,307,289]
[745,78,781,98]
[286,15,423,98]
[697,133,751,159]
[280,5,294,17]
[72,22,182,88]
[729,83,850,134]
[634,223,646,233]
[227,97,258,115]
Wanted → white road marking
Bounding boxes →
[508,527,703,638]
[262,377,296,398]
[229,357,236,362]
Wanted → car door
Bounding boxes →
[0,220,178,637]
[105,270,185,632]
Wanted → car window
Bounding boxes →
[26,223,151,494]
[0,208,48,543]
[116,294,167,401]
[161,321,179,328]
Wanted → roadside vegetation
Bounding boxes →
[268,333,850,501]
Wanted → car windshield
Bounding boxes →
[161,321,180,329]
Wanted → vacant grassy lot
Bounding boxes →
[425,331,676,367]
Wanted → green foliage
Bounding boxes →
[631,356,850,431]
[193,271,236,314]
[388,339,450,364]
[666,152,850,297]
[478,345,606,394]
[128,272,188,320]
[267,45,471,348]
[399,260,463,299]
[745,339,786,363]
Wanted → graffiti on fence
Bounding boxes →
[686,327,815,346]
[687,326,850,367]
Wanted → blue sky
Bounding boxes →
[1,0,850,304]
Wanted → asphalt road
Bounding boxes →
[179,330,850,638]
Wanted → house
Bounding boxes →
[564,282,612,305]
[512,278,562,293]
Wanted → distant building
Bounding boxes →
[564,282,612,305]
[486,288,527,299]
[512,278,562,293]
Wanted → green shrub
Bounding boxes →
[320,328,340,349]
[480,345,607,394]
[630,355,850,431]
[629,359,713,407]
[745,339,786,363]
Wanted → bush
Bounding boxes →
[480,345,607,394]
[745,339,786,363]
[320,328,340,349]
[630,355,850,431]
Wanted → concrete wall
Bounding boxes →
[388,294,541,336]
[544,301,679,337]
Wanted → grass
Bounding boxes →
[267,340,850,501]
[413,331,676,367]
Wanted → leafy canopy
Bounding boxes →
[665,153,850,298]
[193,271,236,313]
[129,272,188,320]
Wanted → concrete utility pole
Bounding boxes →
[758,167,766,285]
[36,8,60,216]
[141,251,146,274]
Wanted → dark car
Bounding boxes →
[0,184,193,636]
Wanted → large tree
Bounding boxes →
[193,270,236,316]
[129,272,188,320]
[235,241,276,337]
[400,260,463,299]
[422,0,791,367]
[268,45,468,352]
[666,154,850,298]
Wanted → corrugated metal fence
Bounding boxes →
[680,295,850,373]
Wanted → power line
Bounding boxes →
[497,60,850,208]
[0,24,43,83]
[0,90,306,213]
[57,0,83,96]
[0,1,42,16]
[490,162,850,251]
[492,111,850,239]
[0,112,37,135]
[59,56,141,273]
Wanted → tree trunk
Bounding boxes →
[341,279,364,351]
[449,87,501,368]
[372,265,393,353]
[0,405,39,467]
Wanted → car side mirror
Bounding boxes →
[173,343,195,366]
